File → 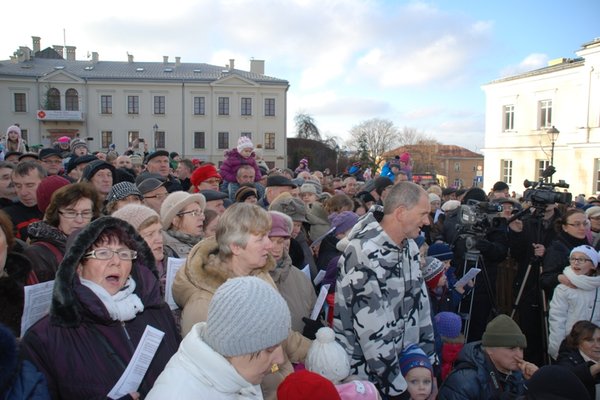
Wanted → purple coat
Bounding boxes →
[20,217,181,400]
[219,149,262,183]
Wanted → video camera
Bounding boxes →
[523,166,571,207]
[456,200,504,238]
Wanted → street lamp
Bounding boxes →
[547,126,559,182]
[334,145,340,175]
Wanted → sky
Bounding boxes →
[2,0,599,152]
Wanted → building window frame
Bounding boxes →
[194,131,206,149]
[154,130,166,149]
[218,97,229,116]
[503,104,514,131]
[241,97,252,116]
[14,93,26,112]
[100,95,112,114]
[128,131,139,147]
[264,132,275,150]
[127,95,139,115]
[536,159,550,181]
[218,131,229,149]
[46,87,61,110]
[65,88,79,111]
[101,130,113,149]
[153,95,166,115]
[501,159,513,185]
[193,96,205,115]
[539,99,552,129]
[265,98,275,116]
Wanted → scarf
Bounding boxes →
[80,276,144,321]
[166,229,202,247]
[563,266,600,291]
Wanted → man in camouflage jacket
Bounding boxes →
[334,182,436,400]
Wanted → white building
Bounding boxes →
[0,36,289,168]
[482,38,600,198]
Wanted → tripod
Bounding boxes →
[457,236,498,342]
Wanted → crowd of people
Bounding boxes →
[1,123,599,399]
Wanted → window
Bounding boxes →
[128,131,139,146]
[454,162,460,172]
[128,95,139,114]
[596,159,600,193]
[536,159,550,181]
[194,132,205,149]
[20,129,28,142]
[241,132,252,140]
[65,88,79,111]
[218,132,229,149]
[101,131,113,148]
[14,93,26,112]
[154,130,165,149]
[154,95,165,115]
[241,97,252,116]
[193,96,205,115]
[503,104,514,131]
[101,95,112,114]
[453,178,462,188]
[265,98,275,116]
[501,159,513,185]
[218,97,229,115]
[539,100,552,129]
[46,88,60,110]
[264,132,275,149]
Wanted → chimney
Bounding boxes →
[163,56,169,64]
[65,46,76,61]
[32,36,41,53]
[18,47,31,62]
[53,45,64,58]
[250,59,265,75]
[128,54,134,63]
[229,58,235,70]
[92,52,99,63]
[175,56,181,66]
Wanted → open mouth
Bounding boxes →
[106,274,121,284]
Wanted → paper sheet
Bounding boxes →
[21,280,54,334]
[301,264,311,281]
[107,325,165,399]
[454,268,481,289]
[313,270,326,286]
[310,284,331,320]
[165,257,186,310]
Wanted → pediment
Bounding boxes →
[212,73,258,87]
[39,70,84,84]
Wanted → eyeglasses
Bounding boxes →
[177,209,203,217]
[569,257,592,264]
[84,248,137,260]
[144,192,168,200]
[59,210,94,220]
[566,220,590,228]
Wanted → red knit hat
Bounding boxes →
[277,370,341,400]
[36,175,70,213]
[190,164,221,191]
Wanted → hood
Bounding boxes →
[175,236,276,308]
[346,205,384,242]
[454,341,486,371]
[51,216,159,327]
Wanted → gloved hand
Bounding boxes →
[302,317,326,340]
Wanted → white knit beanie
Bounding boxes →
[112,204,159,231]
[203,276,291,357]
[237,136,254,153]
[160,191,206,229]
[306,327,350,384]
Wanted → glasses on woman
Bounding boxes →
[84,248,137,260]
[59,210,94,220]
[569,257,592,265]
[565,220,590,228]
[177,209,203,217]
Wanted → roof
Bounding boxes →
[384,144,483,159]
[0,56,288,85]
[486,57,585,85]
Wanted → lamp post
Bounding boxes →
[153,124,158,149]
[334,145,340,175]
[547,126,559,183]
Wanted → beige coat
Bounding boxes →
[172,237,311,400]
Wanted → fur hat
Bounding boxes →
[328,211,358,236]
[422,257,446,290]
[427,242,453,261]
[112,204,159,231]
[203,276,291,357]
[277,370,341,400]
[481,314,527,348]
[399,344,432,378]
[306,327,350,384]
[160,191,206,229]
[434,312,462,339]
[237,136,254,153]
[570,244,600,268]
[36,175,70,213]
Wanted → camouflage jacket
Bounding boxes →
[333,208,436,397]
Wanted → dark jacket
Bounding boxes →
[541,230,588,299]
[20,217,181,400]
[3,202,42,242]
[0,323,50,400]
[556,345,599,399]
[438,341,525,400]
[23,221,67,283]
[0,252,34,337]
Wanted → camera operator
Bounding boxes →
[507,202,562,366]
[441,187,509,342]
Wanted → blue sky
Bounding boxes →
[1,0,598,152]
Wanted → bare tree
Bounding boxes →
[294,112,321,140]
[347,118,400,171]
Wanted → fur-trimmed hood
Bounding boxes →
[173,236,275,310]
[51,216,160,327]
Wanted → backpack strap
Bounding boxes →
[32,241,64,264]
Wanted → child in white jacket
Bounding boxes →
[548,244,600,360]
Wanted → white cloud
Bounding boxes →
[499,53,549,78]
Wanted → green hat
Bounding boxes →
[482,314,527,348]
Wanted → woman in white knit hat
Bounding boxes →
[160,191,206,258]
